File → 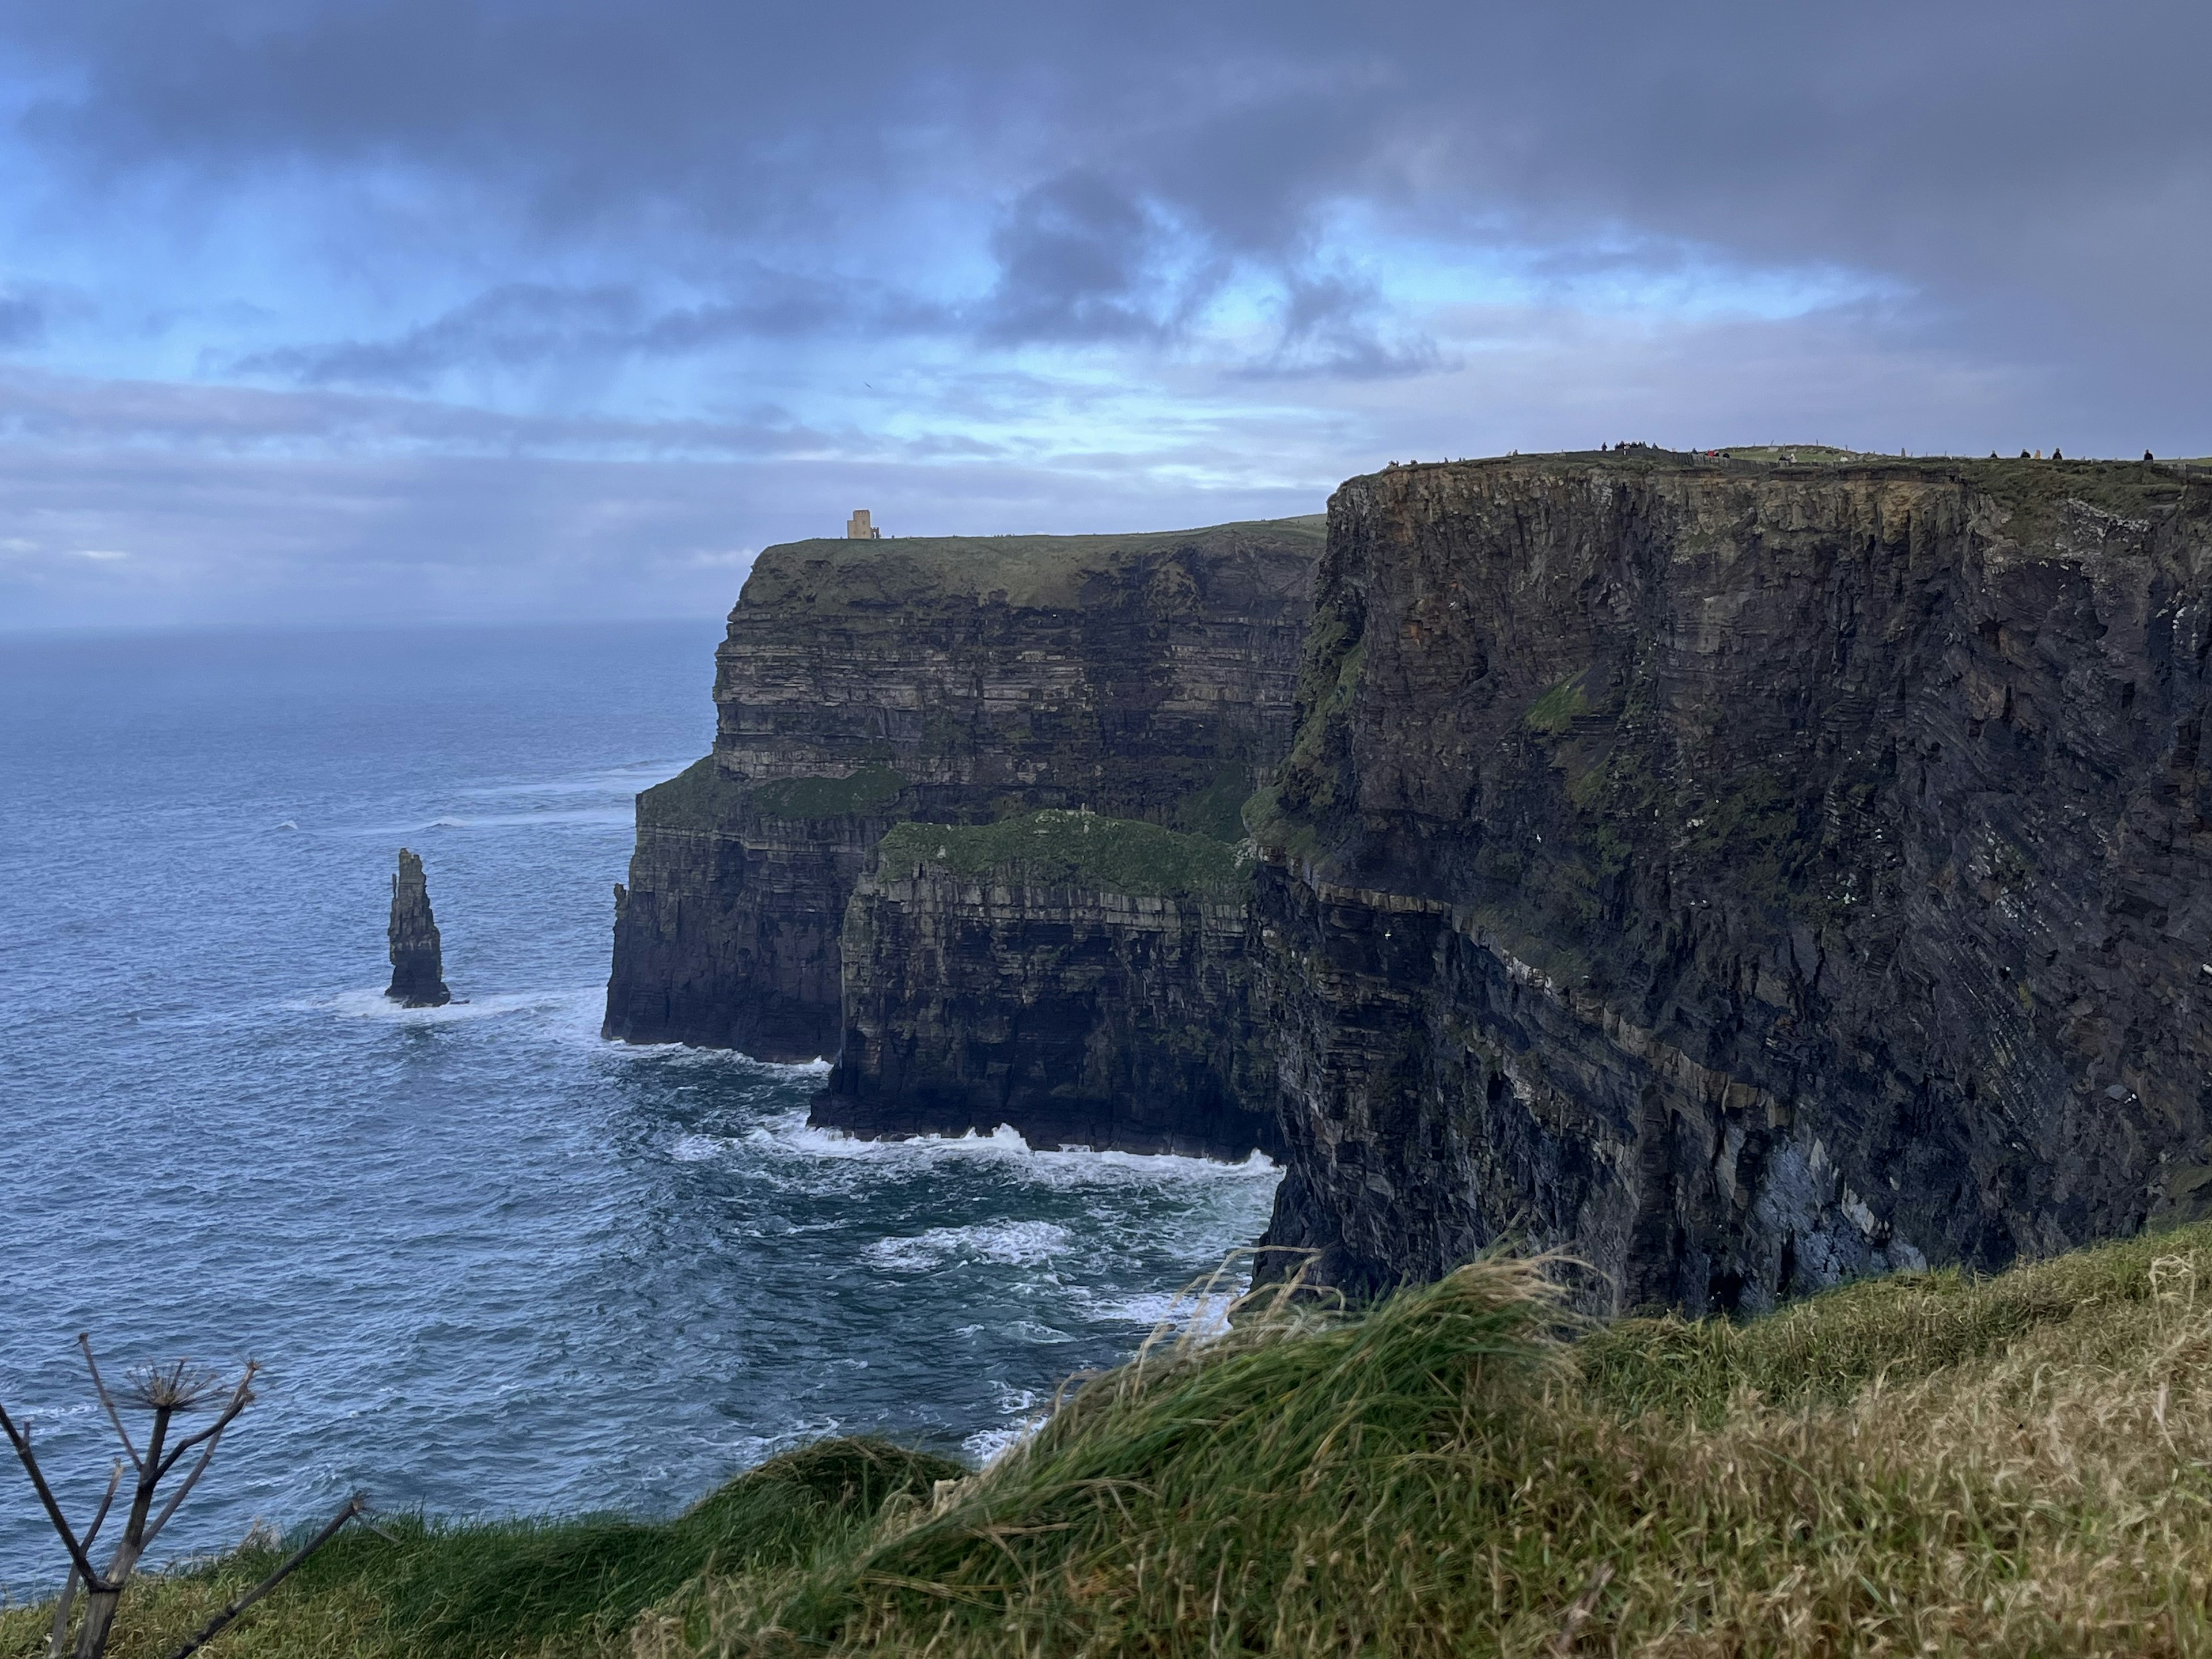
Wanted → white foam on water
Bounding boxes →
[321,985,600,1028]
[669,1134,725,1163]
[863,1219,1073,1271]
[756,1109,1279,1192]
[1078,1286,1241,1338]
[461,758,697,801]
[599,1043,831,1080]
[961,1384,1052,1465]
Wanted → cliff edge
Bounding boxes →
[604,517,1321,1064]
[1253,452,2212,1311]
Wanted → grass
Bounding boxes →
[1,1440,957,1659]
[751,764,907,821]
[740,516,1327,613]
[666,1229,2212,1657]
[18,1224,2212,1657]
[635,755,749,832]
[1523,671,1596,736]
[874,809,1252,900]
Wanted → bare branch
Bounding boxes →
[142,1368,257,1548]
[153,1366,256,1484]
[0,1400,112,1592]
[140,1430,231,1551]
[46,1465,122,1659]
[163,1495,367,1659]
[80,1461,123,1555]
[74,1338,142,1474]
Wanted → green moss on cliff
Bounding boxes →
[635,754,749,829]
[877,810,1250,899]
[1524,672,1594,736]
[753,765,907,820]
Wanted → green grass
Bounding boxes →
[667,1229,2212,1657]
[741,516,1327,613]
[1,1440,957,1659]
[875,809,1252,899]
[634,755,748,832]
[22,1226,2212,1657]
[1522,671,1595,736]
[751,764,907,821]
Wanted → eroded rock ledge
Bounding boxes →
[813,812,1277,1158]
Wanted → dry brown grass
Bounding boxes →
[13,1232,2212,1657]
[650,1235,2212,1657]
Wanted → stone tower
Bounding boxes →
[846,508,882,540]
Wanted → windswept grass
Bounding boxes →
[658,1229,2212,1658]
[0,1440,956,1659]
[17,1225,2212,1657]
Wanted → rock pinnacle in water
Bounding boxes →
[387,847,452,1007]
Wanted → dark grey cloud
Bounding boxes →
[0,0,2205,631]
[10,1,2201,405]
[232,274,949,389]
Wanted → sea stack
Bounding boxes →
[386,848,452,1007]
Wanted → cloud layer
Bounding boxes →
[0,1,2206,628]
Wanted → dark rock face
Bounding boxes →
[604,518,1323,1063]
[387,847,452,1008]
[1252,454,2212,1312]
[814,814,1278,1158]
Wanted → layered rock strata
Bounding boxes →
[604,518,1323,1062]
[1253,453,2212,1313]
[387,847,451,1007]
[815,812,1275,1158]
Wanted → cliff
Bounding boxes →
[1251,452,2212,1310]
[813,811,1275,1158]
[604,517,1323,1062]
[386,847,451,1007]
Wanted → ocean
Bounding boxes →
[0,622,1279,1590]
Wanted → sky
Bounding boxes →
[1,1,2207,631]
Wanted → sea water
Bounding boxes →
[0,623,1279,1589]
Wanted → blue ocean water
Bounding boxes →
[0,623,1278,1590]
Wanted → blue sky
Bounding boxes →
[1,1,2207,630]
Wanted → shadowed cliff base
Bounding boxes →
[1251,449,2212,1313]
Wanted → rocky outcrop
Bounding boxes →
[604,518,1323,1062]
[813,812,1276,1158]
[387,847,451,1007]
[1251,452,2212,1312]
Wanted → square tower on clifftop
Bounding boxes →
[846,509,882,539]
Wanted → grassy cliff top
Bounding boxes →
[738,514,1326,613]
[22,1215,2212,1657]
[876,809,1251,899]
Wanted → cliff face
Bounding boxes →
[604,518,1323,1062]
[1253,454,2212,1312]
[387,847,452,1007]
[815,812,1275,1158]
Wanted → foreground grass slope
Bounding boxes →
[14,1221,2212,1657]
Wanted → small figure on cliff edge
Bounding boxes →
[387,847,453,1007]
